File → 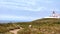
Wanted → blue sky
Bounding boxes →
[0,0,60,21]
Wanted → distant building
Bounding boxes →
[50,11,60,18]
[45,11,60,18]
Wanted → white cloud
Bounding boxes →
[0,0,36,11]
[39,0,53,3]
[0,2,47,11]
[44,0,53,3]
[0,0,55,12]
[0,15,39,21]
[0,0,48,11]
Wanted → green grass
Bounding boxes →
[0,18,60,34]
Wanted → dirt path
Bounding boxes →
[9,27,23,34]
[10,29,20,34]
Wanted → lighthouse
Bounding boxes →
[44,11,60,18]
[52,11,58,17]
[50,11,60,18]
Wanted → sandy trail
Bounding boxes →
[10,29,20,34]
[9,27,23,34]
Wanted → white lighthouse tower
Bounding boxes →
[52,11,58,17]
[44,11,60,18]
[50,11,60,18]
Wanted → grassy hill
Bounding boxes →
[0,18,60,34]
[17,18,60,34]
[31,18,60,24]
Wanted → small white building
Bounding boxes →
[45,11,60,18]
